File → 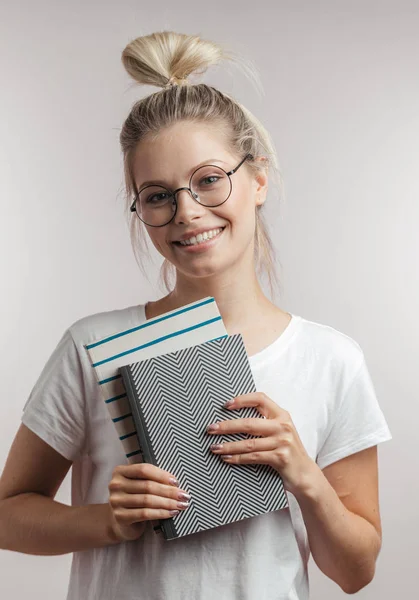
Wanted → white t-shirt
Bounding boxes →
[21,304,392,600]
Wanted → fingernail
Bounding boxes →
[177,501,190,509]
[169,477,179,486]
[169,510,180,516]
[207,423,219,432]
[224,399,234,408]
[210,444,223,451]
[178,492,191,501]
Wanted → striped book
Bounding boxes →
[120,333,288,540]
[84,297,227,462]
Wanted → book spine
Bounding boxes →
[119,365,177,541]
[120,366,155,466]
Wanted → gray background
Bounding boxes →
[1,0,417,597]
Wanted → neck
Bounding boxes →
[165,266,276,334]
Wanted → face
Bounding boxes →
[131,121,268,281]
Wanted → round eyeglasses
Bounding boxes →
[130,153,254,227]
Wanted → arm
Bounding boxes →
[294,446,382,594]
[0,424,122,555]
[208,391,388,595]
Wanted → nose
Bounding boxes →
[173,187,206,224]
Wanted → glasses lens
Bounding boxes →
[191,165,231,206]
[136,186,175,226]
[133,166,232,226]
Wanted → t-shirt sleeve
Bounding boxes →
[316,352,392,470]
[21,328,87,462]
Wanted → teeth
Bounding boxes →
[179,228,223,246]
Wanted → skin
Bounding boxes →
[0,120,382,595]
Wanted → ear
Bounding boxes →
[252,156,269,207]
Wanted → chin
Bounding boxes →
[177,256,235,280]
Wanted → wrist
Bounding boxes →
[291,460,326,505]
[105,503,147,544]
[105,503,126,545]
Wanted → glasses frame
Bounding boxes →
[130,153,254,227]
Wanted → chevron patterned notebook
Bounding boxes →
[85,297,227,463]
[120,333,288,540]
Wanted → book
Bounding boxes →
[120,333,288,540]
[84,297,227,462]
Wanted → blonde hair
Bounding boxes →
[119,31,284,300]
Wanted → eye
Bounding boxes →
[199,176,221,186]
[146,192,170,204]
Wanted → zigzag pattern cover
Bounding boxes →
[120,333,288,540]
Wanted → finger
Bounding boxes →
[226,392,284,419]
[220,450,276,465]
[210,435,278,456]
[207,416,275,436]
[115,463,180,486]
[110,491,191,512]
[109,477,190,501]
[113,506,183,524]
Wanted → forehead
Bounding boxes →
[132,121,235,187]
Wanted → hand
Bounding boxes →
[107,463,191,542]
[207,392,318,498]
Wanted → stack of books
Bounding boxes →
[85,296,288,540]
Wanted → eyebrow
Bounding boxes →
[136,158,229,190]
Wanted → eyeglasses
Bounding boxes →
[130,153,254,227]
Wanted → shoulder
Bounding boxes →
[294,314,365,379]
[67,302,146,348]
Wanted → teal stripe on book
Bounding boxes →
[98,374,121,385]
[126,449,141,458]
[92,317,222,367]
[86,298,215,349]
[112,412,132,423]
[119,431,137,441]
[205,335,228,344]
[105,393,127,404]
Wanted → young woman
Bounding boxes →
[0,32,392,600]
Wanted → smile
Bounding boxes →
[173,227,226,251]
[175,227,225,247]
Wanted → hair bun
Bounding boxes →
[121,30,227,89]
